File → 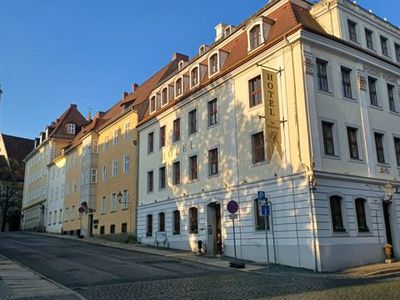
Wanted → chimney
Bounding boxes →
[132,83,139,93]
[215,23,228,41]
[171,52,189,62]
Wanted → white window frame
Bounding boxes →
[112,160,118,177]
[67,123,76,134]
[208,51,220,77]
[91,168,97,183]
[190,65,200,89]
[124,122,130,139]
[123,154,130,173]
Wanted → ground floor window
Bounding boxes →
[100,226,105,235]
[355,198,369,232]
[173,210,180,235]
[159,212,165,232]
[110,224,115,234]
[330,195,345,232]
[146,214,153,237]
[121,223,127,233]
[189,207,198,234]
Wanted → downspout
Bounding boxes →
[134,111,140,239]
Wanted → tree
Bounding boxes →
[0,158,24,232]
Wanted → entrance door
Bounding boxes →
[88,214,93,237]
[383,201,393,245]
[207,203,222,255]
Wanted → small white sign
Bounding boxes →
[229,213,238,220]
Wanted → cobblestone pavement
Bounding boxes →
[1,232,400,300]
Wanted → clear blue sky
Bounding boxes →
[0,0,398,139]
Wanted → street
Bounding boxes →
[0,232,400,299]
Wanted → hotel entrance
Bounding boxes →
[207,202,222,255]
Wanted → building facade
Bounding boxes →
[136,0,400,272]
[22,104,86,231]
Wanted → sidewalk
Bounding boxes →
[0,255,83,300]
[31,232,400,278]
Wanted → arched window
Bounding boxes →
[330,196,345,232]
[189,207,198,234]
[146,214,153,237]
[150,96,156,113]
[209,53,218,75]
[176,78,182,96]
[355,198,369,232]
[161,88,168,106]
[159,212,165,232]
[173,210,180,235]
[249,25,261,49]
[191,67,199,87]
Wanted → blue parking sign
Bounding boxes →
[261,205,270,216]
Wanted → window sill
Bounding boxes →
[342,96,358,103]
[159,187,166,191]
[389,111,400,117]
[110,210,117,214]
[323,154,341,160]
[173,232,181,236]
[332,229,349,237]
[248,102,263,111]
[208,173,220,179]
[207,123,219,130]
[369,105,383,111]
[316,89,334,97]
[251,161,267,168]
[377,163,390,168]
[188,131,198,137]
[348,158,365,164]
[188,178,199,184]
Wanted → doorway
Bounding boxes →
[383,201,393,245]
[207,202,222,255]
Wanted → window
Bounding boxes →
[59,209,63,224]
[210,53,218,75]
[341,67,352,99]
[71,206,76,221]
[374,132,385,164]
[254,199,269,230]
[191,67,199,87]
[188,109,197,135]
[189,207,198,234]
[348,20,357,42]
[110,224,115,234]
[208,99,218,126]
[322,121,335,156]
[208,148,219,175]
[159,166,166,189]
[347,127,359,160]
[368,77,378,106]
[148,132,154,153]
[112,160,118,177]
[159,212,165,232]
[102,165,108,181]
[123,154,130,173]
[67,123,76,134]
[173,118,180,142]
[111,193,117,212]
[365,28,374,50]
[49,212,52,226]
[161,88,168,106]
[121,223,127,233]
[113,129,119,145]
[91,168,97,183]
[388,84,396,112]
[173,161,180,185]
[355,198,369,232]
[316,59,329,92]
[92,140,98,153]
[146,214,153,237]
[189,155,198,181]
[395,43,400,63]
[100,226,105,235]
[65,207,69,222]
[122,190,129,209]
[394,137,400,166]
[104,136,109,151]
[330,195,345,232]
[160,126,166,148]
[176,78,182,96]
[249,75,262,107]
[380,36,389,56]
[124,122,130,139]
[251,132,265,164]
[150,96,156,113]
[147,171,154,192]
[173,210,180,235]
[249,25,261,49]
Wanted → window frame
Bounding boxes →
[159,126,166,148]
[249,24,262,50]
[341,67,353,99]
[380,35,389,57]
[159,166,166,190]
[208,148,219,176]
[189,154,198,181]
[248,75,262,107]
[393,136,400,166]
[368,76,379,107]
[188,207,198,234]
[158,212,165,232]
[374,132,386,164]
[365,28,374,50]
[188,109,197,135]
[322,121,335,156]
[355,198,369,232]
[146,214,153,237]
[348,19,358,43]
[346,126,360,160]
[148,131,154,154]
[207,98,218,127]
[329,195,345,232]
[190,66,200,88]
[173,210,181,235]
[316,58,329,92]
[395,43,400,63]
[251,131,265,164]
[173,161,181,185]
[173,118,181,143]
[147,170,154,193]
[387,83,396,112]
[209,53,219,76]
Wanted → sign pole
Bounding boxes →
[265,212,269,271]
[227,200,245,268]
[232,216,237,261]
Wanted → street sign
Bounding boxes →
[257,191,266,202]
[261,205,270,216]
[227,200,239,214]
[78,206,86,214]
[229,213,238,220]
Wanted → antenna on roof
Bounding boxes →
[87,107,92,120]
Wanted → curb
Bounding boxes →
[363,268,400,278]
[0,254,86,300]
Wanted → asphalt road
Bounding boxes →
[1,232,400,300]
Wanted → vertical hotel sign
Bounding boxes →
[262,69,282,162]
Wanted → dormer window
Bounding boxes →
[175,78,183,96]
[209,53,219,76]
[150,96,156,113]
[191,67,199,87]
[161,88,168,106]
[250,25,261,50]
[178,60,185,70]
[67,123,76,134]
[224,25,233,37]
[199,44,209,56]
